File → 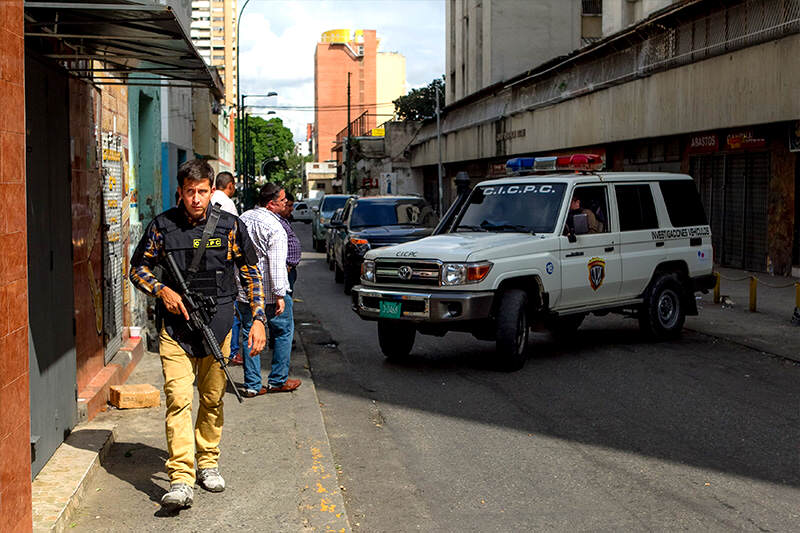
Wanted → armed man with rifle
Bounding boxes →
[129,159,267,512]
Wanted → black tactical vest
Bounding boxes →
[153,206,238,356]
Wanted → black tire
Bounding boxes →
[495,289,529,371]
[327,248,334,271]
[639,273,686,340]
[547,313,585,341]
[334,262,344,283]
[378,320,416,360]
[311,236,318,251]
[315,237,325,253]
[343,268,356,295]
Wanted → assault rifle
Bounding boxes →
[164,252,244,403]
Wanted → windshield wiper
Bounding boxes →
[456,225,489,232]
[480,222,536,234]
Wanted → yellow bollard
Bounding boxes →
[749,276,757,313]
[796,282,800,309]
[713,272,721,304]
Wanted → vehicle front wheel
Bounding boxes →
[639,273,686,340]
[495,289,529,371]
[343,268,356,295]
[315,237,325,253]
[378,320,416,361]
[327,248,334,270]
[334,262,344,283]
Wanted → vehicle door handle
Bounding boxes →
[690,237,702,246]
[566,251,583,257]
[655,241,665,247]
[604,246,614,252]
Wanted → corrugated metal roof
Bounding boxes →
[24,0,223,95]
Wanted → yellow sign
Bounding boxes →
[193,238,223,248]
[370,128,385,137]
[320,29,364,44]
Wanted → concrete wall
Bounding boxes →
[446,0,581,105]
[161,86,193,210]
[128,84,162,226]
[376,52,406,118]
[414,34,800,166]
[0,2,32,527]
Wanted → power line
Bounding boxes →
[245,101,397,111]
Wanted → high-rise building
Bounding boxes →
[313,29,406,162]
[191,0,238,107]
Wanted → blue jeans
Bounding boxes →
[230,301,243,360]
[242,293,294,390]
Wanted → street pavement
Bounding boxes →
[66,221,799,532]
[291,222,800,532]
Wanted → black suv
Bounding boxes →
[330,196,438,294]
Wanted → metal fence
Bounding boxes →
[432,0,800,138]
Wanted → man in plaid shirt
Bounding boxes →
[238,183,302,396]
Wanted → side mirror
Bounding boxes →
[573,213,589,236]
[312,206,319,213]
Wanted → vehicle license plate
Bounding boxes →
[379,300,402,318]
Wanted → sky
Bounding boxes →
[238,0,446,142]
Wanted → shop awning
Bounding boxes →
[24,0,223,96]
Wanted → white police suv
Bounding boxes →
[351,154,716,370]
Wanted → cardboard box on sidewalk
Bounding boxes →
[109,384,160,409]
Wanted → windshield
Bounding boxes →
[350,200,438,229]
[454,182,567,234]
[320,196,348,215]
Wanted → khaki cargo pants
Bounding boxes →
[159,328,232,485]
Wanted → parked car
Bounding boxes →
[312,194,353,252]
[292,200,314,223]
[325,207,345,270]
[351,154,715,370]
[330,195,438,294]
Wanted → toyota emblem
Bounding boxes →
[398,265,413,281]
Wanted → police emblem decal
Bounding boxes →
[587,257,606,290]
[398,265,413,281]
[545,262,554,275]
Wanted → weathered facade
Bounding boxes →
[413,0,800,274]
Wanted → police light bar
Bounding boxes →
[506,154,603,173]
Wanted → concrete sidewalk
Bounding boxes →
[35,330,350,532]
[689,267,800,363]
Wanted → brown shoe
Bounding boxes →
[243,386,267,398]
[267,379,301,393]
[229,353,244,366]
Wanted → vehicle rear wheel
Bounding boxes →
[315,237,325,253]
[334,262,344,283]
[495,289,529,371]
[378,320,416,361]
[547,313,585,341]
[639,273,686,340]
[326,246,334,270]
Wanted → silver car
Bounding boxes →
[312,194,353,252]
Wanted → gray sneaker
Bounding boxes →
[161,482,193,511]
[197,467,226,492]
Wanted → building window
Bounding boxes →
[582,0,602,15]
[213,16,223,21]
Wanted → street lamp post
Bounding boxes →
[435,83,443,216]
[240,93,277,209]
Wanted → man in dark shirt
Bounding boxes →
[129,159,267,511]
[281,192,302,290]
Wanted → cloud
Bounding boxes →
[238,0,444,141]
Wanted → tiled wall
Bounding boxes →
[0,0,33,530]
[70,79,105,393]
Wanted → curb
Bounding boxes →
[292,321,352,532]
[31,421,116,532]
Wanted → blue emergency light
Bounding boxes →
[506,154,603,173]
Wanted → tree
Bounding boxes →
[393,77,445,121]
[246,116,294,183]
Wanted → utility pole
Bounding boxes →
[436,82,443,216]
[345,72,351,194]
